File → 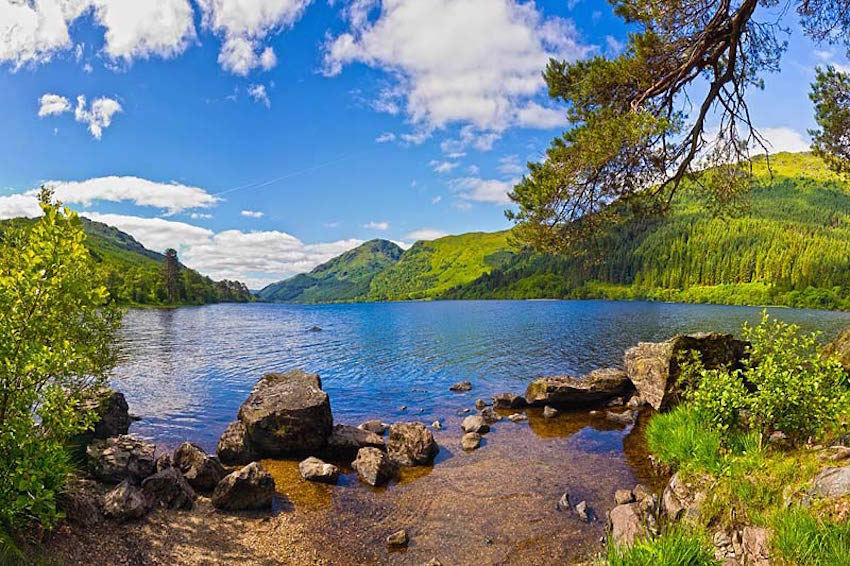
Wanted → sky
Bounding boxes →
[0,0,848,289]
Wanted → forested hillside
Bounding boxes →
[257,239,403,303]
[0,216,252,306]
[446,153,850,310]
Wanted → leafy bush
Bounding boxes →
[0,190,121,534]
[679,311,849,446]
[771,507,850,565]
[605,527,719,566]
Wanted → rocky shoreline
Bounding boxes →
[43,329,850,564]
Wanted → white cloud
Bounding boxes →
[756,127,811,155]
[375,132,396,143]
[74,95,122,139]
[85,212,363,288]
[190,212,213,219]
[197,0,312,75]
[515,102,565,129]
[45,175,220,214]
[247,83,271,107]
[449,176,517,205]
[497,154,524,176]
[0,193,42,219]
[405,228,447,241]
[429,160,459,174]
[241,209,264,218]
[440,125,500,154]
[430,195,442,204]
[323,0,591,132]
[363,220,389,230]
[0,0,196,69]
[38,93,71,117]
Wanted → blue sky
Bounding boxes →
[0,0,847,288]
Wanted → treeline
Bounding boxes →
[100,264,252,306]
[445,158,850,311]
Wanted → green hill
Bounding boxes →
[446,152,850,310]
[257,239,404,303]
[0,216,252,307]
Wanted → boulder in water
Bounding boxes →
[324,424,385,458]
[460,415,489,434]
[387,422,438,466]
[525,368,633,408]
[217,421,257,465]
[212,462,276,511]
[492,393,526,409]
[298,457,340,484]
[352,447,394,487]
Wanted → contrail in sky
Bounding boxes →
[213,153,357,197]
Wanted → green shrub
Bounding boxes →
[605,527,719,566]
[771,507,850,565]
[0,190,122,534]
[679,311,849,447]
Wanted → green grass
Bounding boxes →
[771,507,850,565]
[605,527,718,566]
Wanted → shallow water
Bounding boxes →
[115,299,850,450]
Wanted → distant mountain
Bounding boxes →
[0,216,252,306]
[257,239,404,303]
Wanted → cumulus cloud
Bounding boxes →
[85,212,362,287]
[74,95,122,139]
[363,220,389,230]
[449,176,517,205]
[756,127,811,155]
[0,0,196,69]
[375,132,396,143]
[429,160,458,174]
[405,228,447,241]
[0,193,43,219]
[247,83,271,107]
[46,176,221,214]
[38,93,71,117]
[241,209,264,218]
[497,154,524,176]
[323,0,589,133]
[197,0,311,75]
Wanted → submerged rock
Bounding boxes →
[325,424,385,458]
[298,457,340,484]
[461,432,482,451]
[387,422,438,466]
[507,413,527,423]
[236,369,333,457]
[212,462,275,511]
[608,503,646,547]
[605,410,636,426]
[479,407,502,424]
[525,368,633,409]
[358,420,389,435]
[173,442,227,491]
[352,447,394,487]
[492,392,526,410]
[386,529,409,548]
[543,405,559,419]
[87,435,156,484]
[103,480,148,522]
[142,467,195,510]
[431,420,442,430]
[461,415,489,434]
[475,398,489,410]
[556,492,570,511]
[625,333,748,411]
[217,421,256,465]
[575,500,590,522]
[449,381,472,392]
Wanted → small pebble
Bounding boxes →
[387,529,408,548]
[507,413,527,423]
[431,420,442,430]
[557,492,570,511]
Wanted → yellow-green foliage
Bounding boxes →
[605,526,718,566]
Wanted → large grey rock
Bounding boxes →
[217,421,256,465]
[608,503,646,547]
[387,422,438,466]
[824,328,850,373]
[103,480,148,522]
[87,435,156,484]
[625,333,748,410]
[809,466,850,498]
[352,447,394,487]
[141,467,195,510]
[59,477,104,527]
[173,442,227,491]
[525,368,633,408]
[212,462,276,511]
[299,457,340,484]
[235,369,333,457]
[461,415,489,434]
[324,424,385,458]
[82,387,131,440]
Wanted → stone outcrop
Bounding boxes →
[387,422,438,466]
[141,467,195,510]
[103,480,148,522]
[212,462,276,511]
[824,328,850,373]
[324,424,385,458]
[217,421,256,465]
[661,472,705,521]
[87,435,156,484]
[608,485,660,547]
[625,333,748,410]
[492,393,526,409]
[299,457,340,484]
[173,442,227,491]
[809,466,850,498]
[352,447,394,487]
[525,368,633,408]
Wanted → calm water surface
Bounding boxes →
[114,300,850,450]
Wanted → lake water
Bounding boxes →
[114,300,850,451]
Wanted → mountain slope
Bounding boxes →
[445,152,850,310]
[258,239,404,303]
